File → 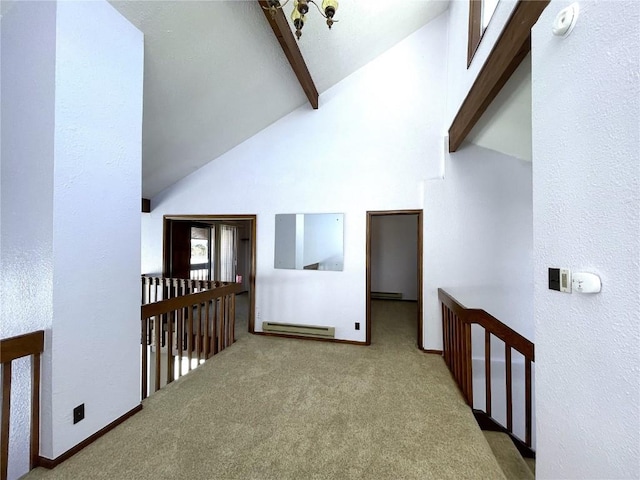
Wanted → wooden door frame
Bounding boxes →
[366,210,424,349]
[163,214,257,334]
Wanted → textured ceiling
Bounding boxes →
[109,0,450,197]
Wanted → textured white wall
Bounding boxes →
[532,1,640,478]
[423,145,534,345]
[370,215,419,301]
[143,13,449,343]
[0,3,57,478]
[1,1,142,476]
[48,0,143,458]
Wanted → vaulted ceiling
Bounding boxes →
[109,0,450,197]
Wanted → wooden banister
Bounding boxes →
[1,330,45,480]
[140,279,242,400]
[141,283,240,318]
[141,276,221,306]
[438,289,534,360]
[438,288,535,455]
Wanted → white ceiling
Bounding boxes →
[108,0,450,197]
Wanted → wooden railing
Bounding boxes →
[1,330,45,480]
[189,263,209,281]
[438,289,535,453]
[141,276,217,305]
[140,280,242,400]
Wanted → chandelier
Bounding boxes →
[263,0,339,40]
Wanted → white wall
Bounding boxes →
[1,1,143,477]
[1,3,57,478]
[370,215,419,301]
[143,12,449,343]
[49,0,143,459]
[423,145,534,345]
[532,1,640,478]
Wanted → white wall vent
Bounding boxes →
[262,322,335,339]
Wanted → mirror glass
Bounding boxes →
[274,213,344,271]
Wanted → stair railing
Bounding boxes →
[140,281,242,399]
[142,276,218,305]
[1,330,45,480]
[438,288,535,453]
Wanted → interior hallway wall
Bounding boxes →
[423,145,534,344]
[1,2,143,477]
[1,4,57,477]
[532,1,640,477]
[370,215,419,301]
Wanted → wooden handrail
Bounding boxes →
[438,288,535,453]
[438,289,534,360]
[140,281,242,400]
[141,283,241,318]
[1,330,45,480]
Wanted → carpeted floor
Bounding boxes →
[24,299,505,480]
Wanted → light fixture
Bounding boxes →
[263,0,339,40]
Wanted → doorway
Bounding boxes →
[163,215,257,334]
[366,210,423,348]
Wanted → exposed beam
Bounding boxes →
[142,198,151,213]
[257,1,319,109]
[448,0,549,152]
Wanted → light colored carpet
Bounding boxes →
[24,299,505,480]
[483,431,534,480]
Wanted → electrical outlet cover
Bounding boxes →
[73,404,85,424]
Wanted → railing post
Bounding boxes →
[505,345,513,432]
[30,352,41,470]
[1,362,12,480]
[141,317,148,400]
[525,358,532,447]
[484,330,492,416]
[154,315,161,392]
[464,322,473,407]
[166,310,174,386]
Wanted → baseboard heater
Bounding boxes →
[371,292,403,300]
[262,322,335,339]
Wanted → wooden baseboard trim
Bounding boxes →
[253,331,367,346]
[422,349,443,355]
[37,404,143,469]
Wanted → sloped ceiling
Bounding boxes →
[466,53,532,161]
[108,0,450,197]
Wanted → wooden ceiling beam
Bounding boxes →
[448,0,550,152]
[257,0,319,109]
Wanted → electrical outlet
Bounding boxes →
[355,322,360,330]
[73,404,85,424]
